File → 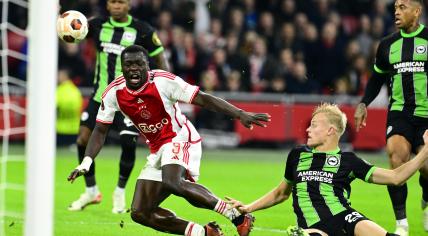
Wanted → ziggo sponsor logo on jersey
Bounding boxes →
[138,118,169,133]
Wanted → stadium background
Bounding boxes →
[3,0,428,235]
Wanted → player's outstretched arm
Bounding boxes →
[369,130,428,185]
[192,91,271,129]
[67,122,110,183]
[354,69,387,131]
[225,180,292,214]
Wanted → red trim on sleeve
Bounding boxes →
[101,77,125,98]
[155,71,176,80]
[189,87,200,103]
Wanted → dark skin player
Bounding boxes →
[69,46,270,235]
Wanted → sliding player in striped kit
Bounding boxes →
[68,45,271,236]
[227,103,428,236]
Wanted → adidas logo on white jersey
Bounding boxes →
[137,98,144,104]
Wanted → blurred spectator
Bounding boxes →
[256,11,276,52]
[286,61,320,94]
[248,36,279,92]
[356,14,374,57]
[316,21,345,91]
[277,0,297,23]
[58,42,90,86]
[56,68,83,146]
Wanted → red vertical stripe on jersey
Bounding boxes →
[173,104,182,128]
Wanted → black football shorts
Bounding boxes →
[386,111,428,153]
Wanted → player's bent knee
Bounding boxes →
[130,209,150,225]
[76,135,89,146]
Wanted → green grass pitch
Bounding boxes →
[2,145,426,235]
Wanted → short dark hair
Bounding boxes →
[121,45,148,61]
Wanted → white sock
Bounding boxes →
[86,185,99,196]
[423,199,428,209]
[396,218,408,228]
[214,199,241,221]
[114,186,125,195]
[184,222,205,236]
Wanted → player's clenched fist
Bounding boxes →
[67,156,93,183]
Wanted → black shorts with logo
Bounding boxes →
[386,111,428,153]
[307,208,369,236]
[80,98,139,135]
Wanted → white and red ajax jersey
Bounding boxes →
[97,70,201,153]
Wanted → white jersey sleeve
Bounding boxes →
[96,88,119,124]
[154,72,200,103]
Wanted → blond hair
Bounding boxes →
[312,103,347,135]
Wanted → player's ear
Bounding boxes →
[327,126,336,136]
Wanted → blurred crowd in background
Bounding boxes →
[6,0,428,96]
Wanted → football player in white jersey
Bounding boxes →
[68,45,270,236]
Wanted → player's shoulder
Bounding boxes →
[102,75,126,98]
[151,70,177,81]
[130,16,154,32]
[380,31,401,45]
[340,151,357,158]
[418,25,428,39]
[89,15,108,26]
[289,145,311,156]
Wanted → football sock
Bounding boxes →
[184,222,205,236]
[396,219,408,229]
[118,134,137,188]
[86,185,99,196]
[419,174,428,203]
[387,184,407,220]
[214,200,241,221]
[114,186,125,195]
[78,144,96,187]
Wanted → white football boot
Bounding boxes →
[112,190,126,214]
[68,192,102,211]
[394,225,408,236]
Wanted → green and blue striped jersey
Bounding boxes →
[284,145,375,228]
[374,24,428,117]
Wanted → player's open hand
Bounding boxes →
[225,196,251,214]
[238,111,271,130]
[354,103,367,132]
[67,169,87,183]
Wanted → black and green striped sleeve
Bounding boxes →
[348,153,376,182]
[284,148,298,184]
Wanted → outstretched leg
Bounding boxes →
[131,179,221,235]
[162,164,254,236]
[354,220,398,236]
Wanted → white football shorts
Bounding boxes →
[138,141,202,182]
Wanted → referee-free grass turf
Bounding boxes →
[3,145,426,235]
